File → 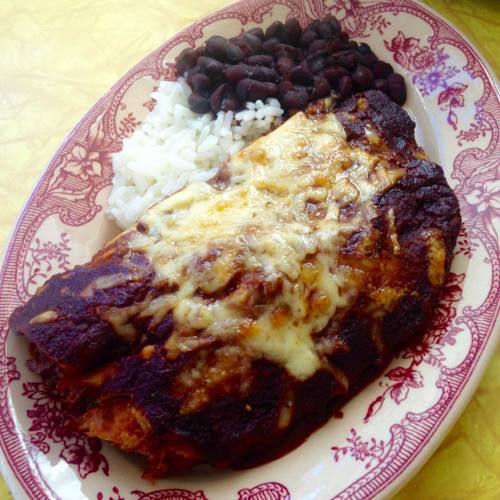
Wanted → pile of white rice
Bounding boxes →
[108,78,284,228]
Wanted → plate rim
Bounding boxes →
[0,0,499,498]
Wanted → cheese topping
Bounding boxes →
[124,111,405,380]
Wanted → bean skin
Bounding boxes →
[276,57,295,76]
[188,94,211,114]
[283,90,308,110]
[236,79,278,101]
[311,77,331,99]
[338,75,353,98]
[308,55,326,74]
[290,65,314,86]
[282,18,302,45]
[190,73,212,92]
[352,65,374,89]
[247,27,265,40]
[324,66,348,85]
[226,43,245,63]
[373,78,389,94]
[299,29,318,47]
[225,64,278,82]
[265,21,283,40]
[210,83,228,113]
[197,56,225,79]
[244,33,262,54]
[387,73,407,104]
[205,36,228,60]
[373,61,394,78]
[247,54,274,66]
[317,20,334,39]
[308,39,329,55]
[262,38,279,54]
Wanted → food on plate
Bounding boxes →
[10,89,461,477]
[110,15,407,230]
[176,16,407,115]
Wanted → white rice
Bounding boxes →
[108,78,284,228]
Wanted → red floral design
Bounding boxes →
[23,380,109,479]
[118,112,141,138]
[6,357,20,385]
[63,145,102,180]
[97,486,125,500]
[23,232,71,298]
[438,83,468,130]
[331,0,390,36]
[237,482,291,500]
[332,429,388,469]
[464,180,500,215]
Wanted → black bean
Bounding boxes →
[352,65,373,89]
[373,78,389,94]
[265,21,283,40]
[322,15,341,35]
[197,56,225,79]
[373,61,393,79]
[186,66,201,86]
[247,27,265,40]
[387,73,407,104]
[224,64,249,82]
[308,54,326,74]
[330,50,356,69]
[226,43,245,62]
[233,38,255,58]
[348,40,358,49]
[190,73,212,92]
[338,75,353,98]
[283,90,308,110]
[225,64,278,82]
[290,65,314,86]
[311,77,331,99]
[176,49,194,75]
[324,66,348,84]
[340,31,349,42]
[308,39,329,55]
[210,84,228,113]
[276,57,295,76]
[247,54,274,66]
[274,43,300,60]
[279,80,295,95]
[248,81,279,101]
[236,78,278,101]
[205,36,228,60]
[262,38,279,54]
[317,20,334,39]
[221,94,240,111]
[282,17,302,45]
[252,65,279,82]
[359,52,378,68]
[308,20,321,33]
[244,33,263,54]
[358,42,372,54]
[299,29,318,47]
[327,37,346,54]
[188,93,211,113]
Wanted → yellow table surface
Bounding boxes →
[0,1,498,498]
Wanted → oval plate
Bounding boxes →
[1,1,499,499]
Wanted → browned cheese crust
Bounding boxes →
[9,91,461,477]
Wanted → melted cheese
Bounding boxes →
[122,111,405,380]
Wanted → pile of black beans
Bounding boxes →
[175,16,407,115]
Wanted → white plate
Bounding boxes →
[1,1,499,498]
